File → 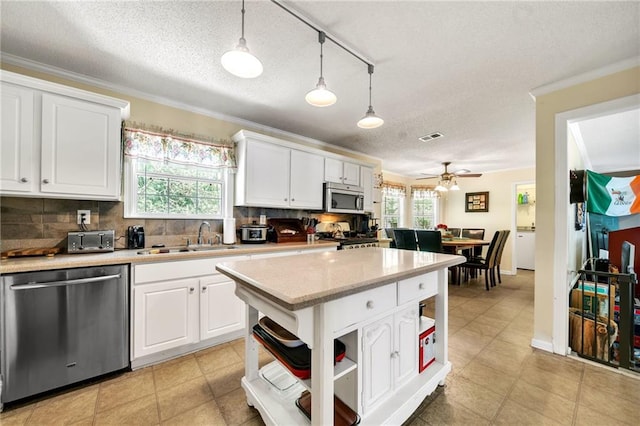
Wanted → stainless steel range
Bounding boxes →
[316,222,378,250]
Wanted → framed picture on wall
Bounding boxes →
[465,191,489,212]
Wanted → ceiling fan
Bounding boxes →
[417,161,482,191]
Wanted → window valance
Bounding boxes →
[382,181,407,197]
[411,185,440,199]
[123,122,236,169]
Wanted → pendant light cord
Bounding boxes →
[240,0,246,42]
[319,31,325,78]
[368,64,374,108]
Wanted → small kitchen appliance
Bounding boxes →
[267,218,306,243]
[68,230,115,253]
[127,226,145,249]
[240,222,268,243]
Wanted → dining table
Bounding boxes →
[441,238,491,283]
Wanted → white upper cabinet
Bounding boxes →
[0,71,129,200]
[361,166,374,212]
[1,83,35,193]
[234,130,325,210]
[325,157,360,186]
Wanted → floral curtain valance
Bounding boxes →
[411,185,440,199]
[382,181,407,197]
[123,122,236,169]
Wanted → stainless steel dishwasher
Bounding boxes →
[1,264,129,407]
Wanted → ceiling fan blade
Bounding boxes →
[456,173,482,178]
[416,176,438,180]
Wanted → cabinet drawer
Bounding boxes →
[397,272,437,305]
[327,283,396,331]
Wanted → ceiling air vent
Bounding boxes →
[418,132,444,142]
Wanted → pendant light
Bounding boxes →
[305,31,337,107]
[357,64,384,129]
[221,0,263,78]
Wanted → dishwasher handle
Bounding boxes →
[10,274,122,290]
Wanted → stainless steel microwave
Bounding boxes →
[324,182,365,214]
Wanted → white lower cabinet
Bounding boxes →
[133,278,199,358]
[361,305,419,414]
[200,273,245,341]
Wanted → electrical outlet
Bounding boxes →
[77,210,91,225]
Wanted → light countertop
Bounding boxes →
[0,241,339,274]
[216,247,465,311]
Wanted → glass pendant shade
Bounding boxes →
[357,106,384,129]
[221,38,263,78]
[435,182,448,192]
[306,76,337,107]
[450,180,460,191]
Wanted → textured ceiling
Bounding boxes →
[1,1,638,176]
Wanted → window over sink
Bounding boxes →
[122,124,235,219]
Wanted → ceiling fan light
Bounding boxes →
[306,77,337,107]
[221,39,263,78]
[450,180,460,191]
[357,106,384,129]
[435,182,448,192]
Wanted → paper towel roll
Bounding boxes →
[223,218,236,244]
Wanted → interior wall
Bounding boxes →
[567,131,588,271]
[533,65,640,351]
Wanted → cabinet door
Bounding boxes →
[290,149,324,209]
[361,314,394,413]
[361,166,374,212]
[324,157,344,184]
[244,139,290,207]
[343,162,360,186]
[1,83,35,193]
[133,279,198,358]
[394,306,419,387]
[200,274,245,340]
[40,93,121,199]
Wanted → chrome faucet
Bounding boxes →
[197,221,211,245]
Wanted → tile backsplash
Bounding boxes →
[0,197,337,252]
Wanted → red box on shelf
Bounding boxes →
[419,318,436,373]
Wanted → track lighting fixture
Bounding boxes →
[357,64,384,129]
[221,0,263,78]
[305,31,337,107]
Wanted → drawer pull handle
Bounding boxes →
[419,283,425,290]
[391,351,399,359]
[20,177,28,183]
[202,287,207,293]
[42,178,50,184]
[366,300,374,309]
[190,287,195,293]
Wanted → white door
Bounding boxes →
[1,83,35,193]
[361,314,394,413]
[40,93,121,198]
[244,139,290,207]
[133,279,198,358]
[517,232,536,270]
[343,162,360,186]
[394,306,419,387]
[290,149,324,209]
[200,274,245,340]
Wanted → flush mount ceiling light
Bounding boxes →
[221,0,263,78]
[305,31,337,107]
[357,64,384,129]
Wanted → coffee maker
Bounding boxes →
[127,226,145,249]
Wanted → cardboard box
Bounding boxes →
[570,281,616,318]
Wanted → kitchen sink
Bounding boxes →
[136,245,238,255]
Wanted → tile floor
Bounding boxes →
[1,270,638,425]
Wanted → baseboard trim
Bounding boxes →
[530,338,554,353]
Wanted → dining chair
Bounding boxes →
[458,230,501,290]
[461,228,485,257]
[416,230,443,253]
[393,229,418,251]
[385,228,397,248]
[447,227,461,238]
[495,230,511,284]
